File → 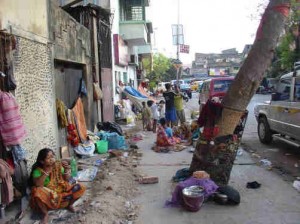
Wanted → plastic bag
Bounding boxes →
[74,141,95,156]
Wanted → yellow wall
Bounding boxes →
[0,0,48,42]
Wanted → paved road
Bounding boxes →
[136,131,300,224]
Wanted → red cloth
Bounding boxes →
[0,91,26,146]
[71,98,87,142]
[198,100,223,128]
[198,100,223,141]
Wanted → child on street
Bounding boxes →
[142,101,152,131]
[158,100,165,119]
[147,100,159,133]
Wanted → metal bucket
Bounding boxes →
[182,186,205,212]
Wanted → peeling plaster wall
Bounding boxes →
[13,37,57,167]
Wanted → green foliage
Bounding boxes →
[277,32,296,70]
[269,0,300,77]
[142,53,174,84]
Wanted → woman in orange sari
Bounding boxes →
[29,148,86,224]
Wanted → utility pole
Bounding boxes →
[171,0,183,83]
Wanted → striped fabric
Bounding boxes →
[0,91,26,146]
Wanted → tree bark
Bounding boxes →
[216,0,291,136]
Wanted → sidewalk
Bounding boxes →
[135,131,300,224]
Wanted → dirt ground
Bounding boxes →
[50,126,145,224]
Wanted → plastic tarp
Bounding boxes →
[138,84,157,103]
[121,86,148,110]
[124,86,148,99]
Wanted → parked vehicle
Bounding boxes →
[254,64,300,147]
[191,80,204,92]
[170,79,184,86]
[198,76,234,110]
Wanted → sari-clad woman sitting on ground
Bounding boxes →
[173,122,193,145]
[29,148,86,224]
[153,118,181,152]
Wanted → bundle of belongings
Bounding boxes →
[152,119,193,153]
[56,98,128,157]
[166,169,240,212]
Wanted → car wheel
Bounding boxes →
[258,117,273,144]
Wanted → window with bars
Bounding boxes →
[120,0,145,21]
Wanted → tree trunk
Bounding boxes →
[189,0,291,186]
[216,0,291,136]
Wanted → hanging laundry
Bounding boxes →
[67,109,80,147]
[0,91,26,146]
[56,99,68,128]
[72,98,87,142]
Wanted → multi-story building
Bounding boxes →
[191,47,250,78]
[0,0,153,165]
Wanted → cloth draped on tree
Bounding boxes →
[189,135,238,186]
[30,161,86,210]
[0,91,26,146]
[198,99,223,141]
[189,99,240,186]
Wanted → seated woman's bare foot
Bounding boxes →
[67,205,77,213]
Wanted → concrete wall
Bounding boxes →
[13,37,57,167]
[1,0,93,167]
[49,1,95,130]
[0,0,48,44]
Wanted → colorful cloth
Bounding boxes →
[56,99,68,128]
[0,91,26,146]
[189,136,238,186]
[165,177,218,207]
[156,125,180,148]
[72,98,87,142]
[173,123,192,142]
[30,161,86,210]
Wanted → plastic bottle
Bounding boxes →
[70,157,78,177]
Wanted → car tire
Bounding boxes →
[258,116,273,144]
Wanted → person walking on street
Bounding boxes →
[163,83,178,127]
[174,85,186,125]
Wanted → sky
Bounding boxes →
[147,0,267,64]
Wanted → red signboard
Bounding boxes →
[113,34,129,66]
[180,44,190,54]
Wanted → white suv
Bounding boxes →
[254,64,300,147]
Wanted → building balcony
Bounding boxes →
[119,21,152,46]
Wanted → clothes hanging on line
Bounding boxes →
[0,91,26,146]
